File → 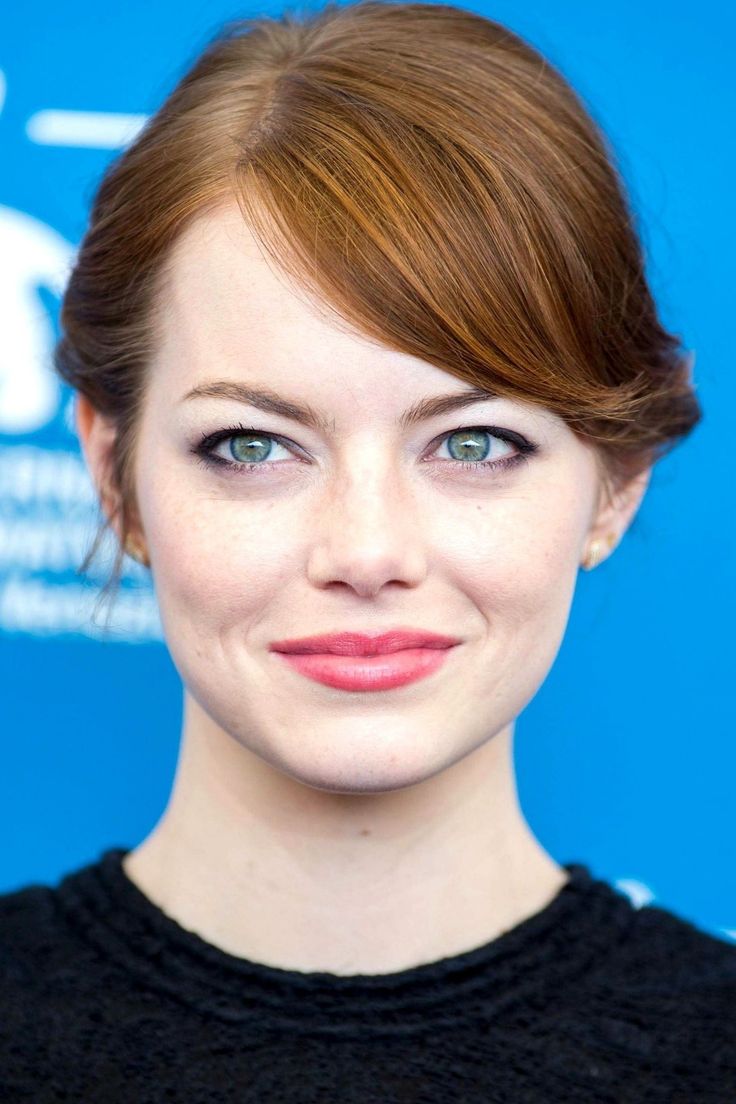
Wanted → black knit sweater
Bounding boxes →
[1,847,735,1102]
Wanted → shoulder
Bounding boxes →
[603,897,736,993]
[562,896,736,1095]
[0,880,64,982]
[0,882,69,1073]
[0,874,130,1095]
[0,871,122,1014]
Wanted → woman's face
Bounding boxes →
[110,202,639,793]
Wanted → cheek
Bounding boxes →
[435,490,585,726]
[448,485,586,639]
[138,473,300,634]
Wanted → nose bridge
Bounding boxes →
[331,437,410,536]
[307,434,426,592]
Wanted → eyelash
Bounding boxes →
[191,422,539,477]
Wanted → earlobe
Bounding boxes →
[581,532,617,571]
[582,467,652,570]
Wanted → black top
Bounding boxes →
[1,847,735,1102]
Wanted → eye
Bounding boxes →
[191,422,539,475]
[192,425,299,473]
[431,426,537,473]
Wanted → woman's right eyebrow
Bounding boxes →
[179,381,501,431]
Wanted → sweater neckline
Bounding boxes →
[55,847,636,1037]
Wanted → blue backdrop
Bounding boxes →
[1,0,733,940]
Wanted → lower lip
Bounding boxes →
[274,647,456,691]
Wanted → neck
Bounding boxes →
[122,696,567,975]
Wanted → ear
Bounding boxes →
[75,392,124,544]
[584,465,652,568]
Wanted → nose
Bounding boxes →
[305,445,428,598]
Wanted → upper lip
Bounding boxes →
[269,629,462,656]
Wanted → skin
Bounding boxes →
[77,201,650,975]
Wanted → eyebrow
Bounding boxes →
[180,381,500,431]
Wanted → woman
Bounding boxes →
[2,1,734,1099]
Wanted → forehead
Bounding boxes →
[155,204,473,404]
[153,202,565,443]
[157,202,371,356]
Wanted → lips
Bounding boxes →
[268,629,461,656]
[276,648,455,691]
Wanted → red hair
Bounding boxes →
[54,0,701,609]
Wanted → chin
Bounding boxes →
[272,741,449,796]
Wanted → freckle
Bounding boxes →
[359,828,371,837]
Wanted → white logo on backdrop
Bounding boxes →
[614,877,655,909]
[0,205,71,433]
[0,73,161,642]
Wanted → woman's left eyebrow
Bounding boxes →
[179,381,500,431]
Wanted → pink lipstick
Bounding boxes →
[269,629,461,692]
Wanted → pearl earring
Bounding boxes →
[582,532,616,571]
